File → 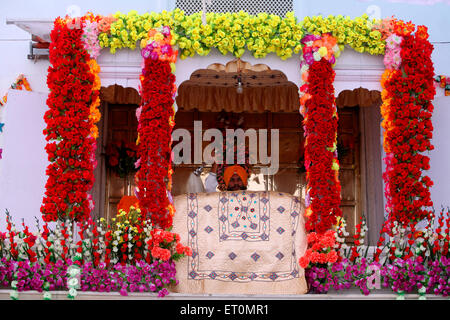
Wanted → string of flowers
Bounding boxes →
[0,74,32,162]
[434,75,450,96]
[98,11,384,59]
[41,16,98,222]
[298,33,342,268]
[380,22,435,235]
[135,26,177,229]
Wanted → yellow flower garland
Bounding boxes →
[98,10,385,59]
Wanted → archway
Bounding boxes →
[91,84,141,221]
[172,59,305,198]
[336,87,384,245]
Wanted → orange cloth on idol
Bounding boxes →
[117,195,139,214]
[223,165,248,187]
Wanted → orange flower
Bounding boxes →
[416,25,429,40]
[394,20,415,37]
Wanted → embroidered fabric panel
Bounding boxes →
[186,191,301,282]
[218,191,270,242]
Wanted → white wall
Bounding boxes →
[428,97,450,210]
[0,90,49,231]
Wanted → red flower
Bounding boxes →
[42,17,98,222]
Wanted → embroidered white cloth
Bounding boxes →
[171,190,308,294]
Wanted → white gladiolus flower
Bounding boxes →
[68,278,79,287]
[113,240,118,246]
[43,292,52,300]
[113,247,118,252]
[10,291,19,300]
[68,288,77,297]
[11,281,18,289]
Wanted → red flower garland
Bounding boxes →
[303,58,342,234]
[381,24,435,228]
[41,17,96,222]
[136,58,175,229]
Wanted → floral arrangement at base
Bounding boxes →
[303,210,449,298]
[0,208,192,299]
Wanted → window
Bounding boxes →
[175,0,293,17]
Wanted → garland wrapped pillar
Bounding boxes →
[380,23,435,248]
[136,27,178,229]
[41,17,99,222]
[298,34,342,268]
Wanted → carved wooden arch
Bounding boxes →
[176,59,300,113]
[335,87,381,108]
[100,84,141,105]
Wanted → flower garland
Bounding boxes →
[135,27,177,229]
[0,75,32,162]
[41,16,97,222]
[435,75,450,96]
[380,23,435,230]
[98,11,384,59]
[298,34,342,268]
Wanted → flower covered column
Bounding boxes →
[136,27,178,229]
[298,34,342,268]
[41,16,100,222]
[380,23,435,239]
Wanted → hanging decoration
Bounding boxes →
[41,16,98,222]
[0,74,32,107]
[380,23,435,231]
[435,75,450,96]
[0,75,32,161]
[135,26,178,229]
[98,11,385,59]
[298,34,342,267]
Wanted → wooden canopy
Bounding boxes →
[336,87,381,108]
[176,59,300,113]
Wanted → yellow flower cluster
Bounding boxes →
[98,10,385,59]
[302,14,384,55]
[110,206,147,245]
